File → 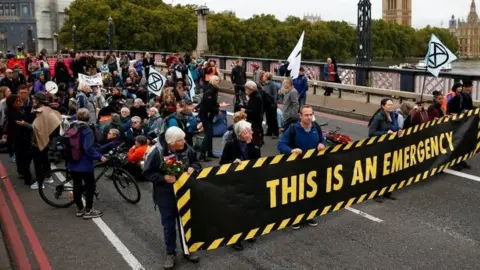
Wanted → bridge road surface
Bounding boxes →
[2,92,480,270]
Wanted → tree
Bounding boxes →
[60,1,458,61]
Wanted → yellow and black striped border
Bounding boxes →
[173,108,480,252]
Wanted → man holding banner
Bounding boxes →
[277,105,326,229]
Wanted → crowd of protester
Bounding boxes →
[1,48,476,269]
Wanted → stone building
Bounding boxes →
[34,0,73,54]
[382,0,412,26]
[0,0,36,53]
[449,0,480,58]
[303,13,321,23]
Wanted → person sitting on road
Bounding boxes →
[98,128,121,155]
[222,111,247,149]
[67,108,107,219]
[146,107,163,138]
[368,98,399,202]
[220,120,261,251]
[125,116,146,147]
[127,135,149,165]
[142,126,201,269]
[130,98,148,121]
[162,101,197,146]
[277,105,326,229]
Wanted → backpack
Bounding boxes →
[289,122,322,147]
[60,124,88,163]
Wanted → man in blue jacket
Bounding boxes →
[143,126,201,270]
[277,105,326,229]
[67,108,107,219]
[293,67,309,108]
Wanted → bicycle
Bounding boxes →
[39,143,141,208]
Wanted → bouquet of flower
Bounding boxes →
[327,133,353,145]
[162,156,185,177]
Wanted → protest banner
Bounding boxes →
[173,110,480,252]
[78,73,103,86]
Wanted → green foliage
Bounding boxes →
[60,0,458,61]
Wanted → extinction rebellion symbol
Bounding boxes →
[427,42,449,69]
[148,73,165,94]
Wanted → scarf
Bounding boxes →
[32,106,62,151]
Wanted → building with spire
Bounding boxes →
[449,0,480,58]
[382,0,412,26]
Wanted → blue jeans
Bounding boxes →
[298,95,306,109]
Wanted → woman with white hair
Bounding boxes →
[219,120,260,250]
[142,126,201,269]
[76,82,96,124]
[198,75,221,161]
[146,106,162,137]
[241,80,264,146]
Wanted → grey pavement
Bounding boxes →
[1,93,480,269]
[0,230,13,270]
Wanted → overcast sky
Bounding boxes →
[172,0,477,28]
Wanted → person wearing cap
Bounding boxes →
[32,72,47,94]
[142,126,201,269]
[16,92,61,190]
[460,80,476,112]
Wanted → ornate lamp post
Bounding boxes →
[356,0,372,86]
[195,5,209,55]
[108,17,114,51]
[72,24,77,52]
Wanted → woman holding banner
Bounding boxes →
[368,98,399,202]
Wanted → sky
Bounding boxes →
[171,0,477,29]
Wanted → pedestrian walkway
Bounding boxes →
[0,222,14,270]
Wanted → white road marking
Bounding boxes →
[444,169,480,183]
[50,165,145,270]
[226,110,383,223]
[345,207,384,223]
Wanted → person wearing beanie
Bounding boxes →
[142,126,201,269]
[32,72,46,94]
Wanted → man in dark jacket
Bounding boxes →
[231,58,247,110]
[0,69,16,94]
[461,80,475,111]
[262,73,279,138]
[143,127,200,270]
[198,76,220,161]
[293,67,309,108]
[241,80,264,146]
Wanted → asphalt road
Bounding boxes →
[2,93,480,270]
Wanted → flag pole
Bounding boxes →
[420,67,428,103]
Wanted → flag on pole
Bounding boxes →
[187,69,196,101]
[287,31,305,80]
[424,34,457,77]
[147,68,167,96]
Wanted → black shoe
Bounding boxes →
[232,242,244,251]
[384,194,397,200]
[460,161,472,169]
[164,254,175,270]
[452,164,463,171]
[183,254,200,263]
[374,196,384,203]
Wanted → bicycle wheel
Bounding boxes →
[39,168,76,208]
[112,167,141,204]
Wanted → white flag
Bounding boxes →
[287,31,305,80]
[187,69,196,101]
[147,68,167,96]
[424,34,457,77]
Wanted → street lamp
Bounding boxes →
[72,24,77,52]
[108,17,114,51]
[195,5,209,16]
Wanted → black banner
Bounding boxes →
[173,110,480,252]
